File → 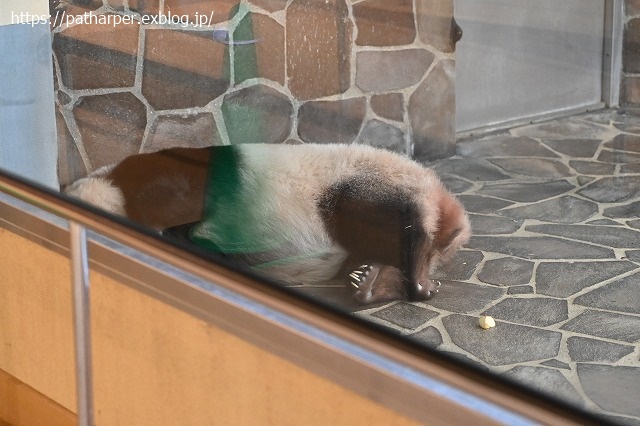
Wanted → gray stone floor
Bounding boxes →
[299,109,640,425]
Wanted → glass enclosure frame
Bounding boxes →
[1,0,639,423]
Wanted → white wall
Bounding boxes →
[0,0,58,189]
[455,0,605,132]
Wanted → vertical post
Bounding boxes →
[602,0,624,107]
[70,222,94,426]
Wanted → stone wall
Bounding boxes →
[623,0,640,105]
[52,0,460,187]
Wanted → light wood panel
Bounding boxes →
[0,226,419,424]
[90,270,419,425]
[0,228,77,414]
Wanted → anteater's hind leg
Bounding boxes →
[347,263,442,304]
[318,177,440,304]
[346,263,406,304]
[343,206,441,304]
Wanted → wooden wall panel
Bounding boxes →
[0,227,417,424]
[90,270,418,425]
[0,228,77,415]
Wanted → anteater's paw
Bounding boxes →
[410,279,440,301]
[348,264,406,304]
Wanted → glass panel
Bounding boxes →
[0,11,58,188]
[1,1,639,422]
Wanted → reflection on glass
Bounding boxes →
[1,0,639,422]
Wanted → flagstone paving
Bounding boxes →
[349,109,640,424]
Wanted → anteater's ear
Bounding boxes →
[435,193,471,260]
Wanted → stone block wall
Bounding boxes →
[52,0,460,187]
[623,0,640,105]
